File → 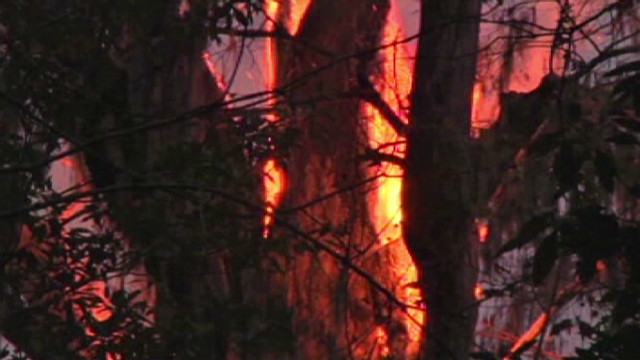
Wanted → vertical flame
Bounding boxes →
[476,218,490,243]
[363,3,424,353]
[474,283,486,301]
[261,0,286,237]
[289,0,312,35]
[263,159,285,237]
[261,0,311,236]
[265,0,279,98]
[375,326,391,358]
[203,52,228,90]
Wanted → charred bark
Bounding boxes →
[405,1,482,359]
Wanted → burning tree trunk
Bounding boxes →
[277,0,393,357]
[263,0,426,358]
[405,1,482,359]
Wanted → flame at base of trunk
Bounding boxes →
[363,4,424,356]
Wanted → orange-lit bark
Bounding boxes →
[260,1,431,358]
[363,3,424,355]
[266,0,429,358]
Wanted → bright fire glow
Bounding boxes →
[262,0,287,238]
[476,218,490,243]
[266,0,424,355]
[375,326,391,358]
[505,313,549,359]
[472,1,609,131]
[263,159,286,237]
[363,3,424,352]
[289,0,312,35]
[261,0,313,237]
[474,283,486,301]
[472,2,562,131]
[203,52,228,90]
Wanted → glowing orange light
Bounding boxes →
[263,159,286,237]
[203,52,228,90]
[61,156,75,168]
[363,3,424,353]
[289,0,312,35]
[375,326,391,358]
[476,218,490,243]
[505,313,549,359]
[474,283,486,301]
[261,1,286,238]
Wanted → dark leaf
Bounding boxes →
[232,6,249,27]
[577,256,597,282]
[553,145,584,196]
[532,232,558,285]
[630,185,640,197]
[593,150,617,193]
[577,320,597,338]
[550,319,573,335]
[496,212,553,256]
[613,117,640,133]
[613,292,640,324]
[529,132,561,156]
[605,132,639,146]
[566,101,582,122]
[469,351,498,360]
[404,281,421,289]
[605,59,640,77]
[612,74,640,100]
[574,348,599,360]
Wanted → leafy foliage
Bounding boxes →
[491,41,640,359]
[0,1,297,359]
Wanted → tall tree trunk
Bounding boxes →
[275,0,414,358]
[405,1,482,359]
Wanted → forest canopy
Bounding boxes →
[1,1,640,360]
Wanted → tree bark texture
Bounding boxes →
[405,1,482,359]
[275,0,418,358]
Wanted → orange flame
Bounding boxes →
[375,326,391,358]
[476,218,490,243]
[266,0,424,355]
[203,52,228,90]
[261,1,286,238]
[363,3,424,353]
[289,0,312,35]
[263,159,286,237]
[505,313,549,359]
[474,283,486,301]
[261,0,311,237]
